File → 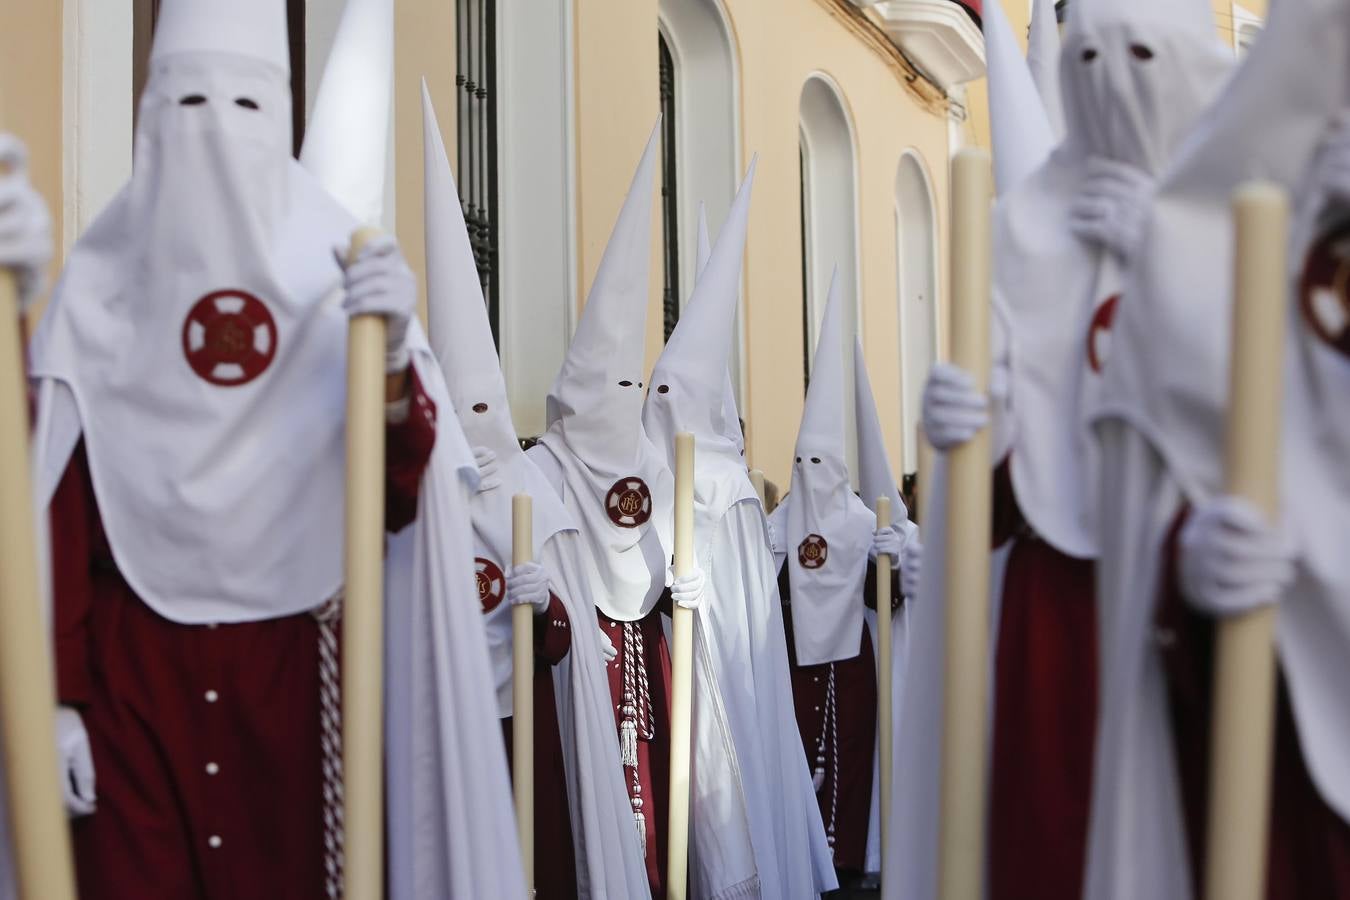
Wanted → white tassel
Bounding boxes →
[620,719,638,768]
[634,812,647,857]
[813,768,825,792]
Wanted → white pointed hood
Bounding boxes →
[771,272,876,665]
[994,0,1231,558]
[1026,0,1066,138]
[853,337,908,531]
[695,204,748,461]
[300,0,393,225]
[644,162,757,543]
[1094,0,1350,830]
[537,125,674,622]
[151,0,289,73]
[984,0,1056,195]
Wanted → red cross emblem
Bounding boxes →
[1299,224,1350,360]
[606,477,652,528]
[798,534,829,570]
[181,290,278,386]
[475,557,506,613]
[1086,294,1121,374]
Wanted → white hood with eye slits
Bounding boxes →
[769,272,876,666]
[536,124,674,622]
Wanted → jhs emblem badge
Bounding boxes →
[182,290,278,386]
[798,534,829,570]
[475,557,506,613]
[1299,226,1350,359]
[606,477,652,528]
[1086,294,1121,374]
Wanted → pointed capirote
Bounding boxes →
[420,82,523,464]
[1026,0,1066,137]
[853,336,906,526]
[545,121,662,468]
[300,0,394,224]
[796,269,848,459]
[693,202,746,454]
[695,203,713,278]
[151,0,290,71]
[654,159,757,414]
[984,0,1056,195]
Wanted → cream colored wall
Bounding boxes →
[574,0,952,487]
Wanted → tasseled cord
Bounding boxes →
[620,718,639,768]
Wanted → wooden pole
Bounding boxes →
[749,469,767,508]
[343,226,387,900]
[1202,182,1289,900]
[875,496,894,893]
[938,149,994,900]
[0,129,78,900]
[512,493,536,892]
[666,432,696,900]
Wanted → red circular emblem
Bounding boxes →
[182,290,278,386]
[1085,294,1122,375]
[1299,223,1350,360]
[475,557,506,613]
[605,477,653,528]
[798,534,829,570]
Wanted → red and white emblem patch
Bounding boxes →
[1299,225,1350,360]
[1085,294,1121,374]
[182,290,278,386]
[475,557,506,613]
[606,477,652,528]
[798,534,829,570]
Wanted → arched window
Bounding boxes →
[659,33,681,341]
[658,0,742,381]
[799,74,861,471]
[895,152,939,474]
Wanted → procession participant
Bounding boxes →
[527,124,705,897]
[768,273,902,888]
[852,336,917,881]
[1089,0,1350,893]
[24,0,442,893]
[645,165,837,899]
[917,1,1231,896]
[422,84,651,900]
[0,129,54,900]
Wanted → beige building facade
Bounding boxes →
[0,0,1267,489]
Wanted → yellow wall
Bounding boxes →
[573,0,953,486]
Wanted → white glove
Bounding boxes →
[1179,497,1295,618]
[922,363,988,451]
[900,536,923,600]
[0,134,52,310]
[1069,156,1155,262]
[1316,111,1350,208]
[336,233,416,373]
[870,526,903,564]
[597,626,618,664]
[473,446,502,493]
[56,706,96,817]
[506,561,551,615]
[666,565,707,611]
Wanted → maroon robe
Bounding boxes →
[1158,509,1350,900]
[598,603,672,898]
[779,559,900,875]
[53,375,436,900]
[500,593,578,900]
[988,459,1099,900]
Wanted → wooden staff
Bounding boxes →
[875,496,894,892]
[749,469,767,508]
[343,226,387,900]
[938,149,994,900]
[0,130,78,900]
[667,432,696,900]
[1203,182,1289,900]
[512,493,536,891]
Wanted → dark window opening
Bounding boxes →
[457,0,502,345]
[659,33,681,343]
